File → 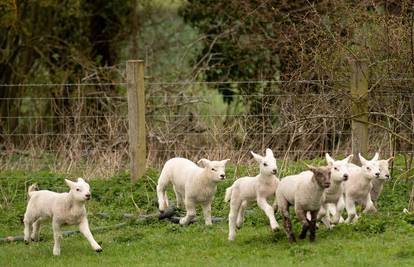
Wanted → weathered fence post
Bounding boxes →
[127,60,146,183]
[350,59,369,165]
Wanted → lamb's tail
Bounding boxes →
[224,186,233,202]
[156,169,171,212]
[28,184,39,198]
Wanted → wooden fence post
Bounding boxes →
[350,59,369,165]
[127,60,146,183]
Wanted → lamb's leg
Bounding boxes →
[156,173,169,212]
[79,217,102,252]
[202,202,212,226]
[317,204,332,230]
[164,191,170,209]
[345,197,357,224]
[362,194,377,214]
[31,219,42,241]
[180,199,196,225]
[23,215,33,244]
[332,197,345,224]
[228,198,242,241]
[309,210,318,242]
[174,186,184,209]
[370,189,378,204]
[297,209,309,239]
[316,205,326,220]
[236,201,247,229]
[272,191,278,210]
[52,220,62,256]
[257,197,279,231]
[279,201,295,243]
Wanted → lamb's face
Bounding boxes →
[326,153,352,182]
[65,178,91,202]
[377,159,392,180]
[251,148,277,176]
[198,158,229,182]
[359,154,380,180]
[308,165,331,188]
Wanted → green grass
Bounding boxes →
[1,159,414,266]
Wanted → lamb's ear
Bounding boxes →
[65,179,76,189]
[359,153,368,165]
[305,163,318,173]
[371,152,380,161]
[265,148,274,158]
[220,159,230,166]
[386,157,394,163]
[197,158,210,168]
[342,154,353,163]
[250,151,263,163]
[325,153,334,165]
[77,177,85,183]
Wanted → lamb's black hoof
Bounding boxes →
[24,240,29,245]
[95,248,103,253]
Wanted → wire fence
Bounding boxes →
[0,78,414,178]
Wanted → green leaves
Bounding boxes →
[0,0,17,28]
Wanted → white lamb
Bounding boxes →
[225,148,280,241]
[342,153,380,223]
[156,157,229,225]
[277,164,331,243]
[23,178,102,256]
[316,153,353,229]
[370,152,393,204]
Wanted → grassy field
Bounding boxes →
[1,159,414,267]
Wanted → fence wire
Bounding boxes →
[0,80,413,178]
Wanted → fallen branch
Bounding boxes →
[156,205,225,224]
[166,216,225,224]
